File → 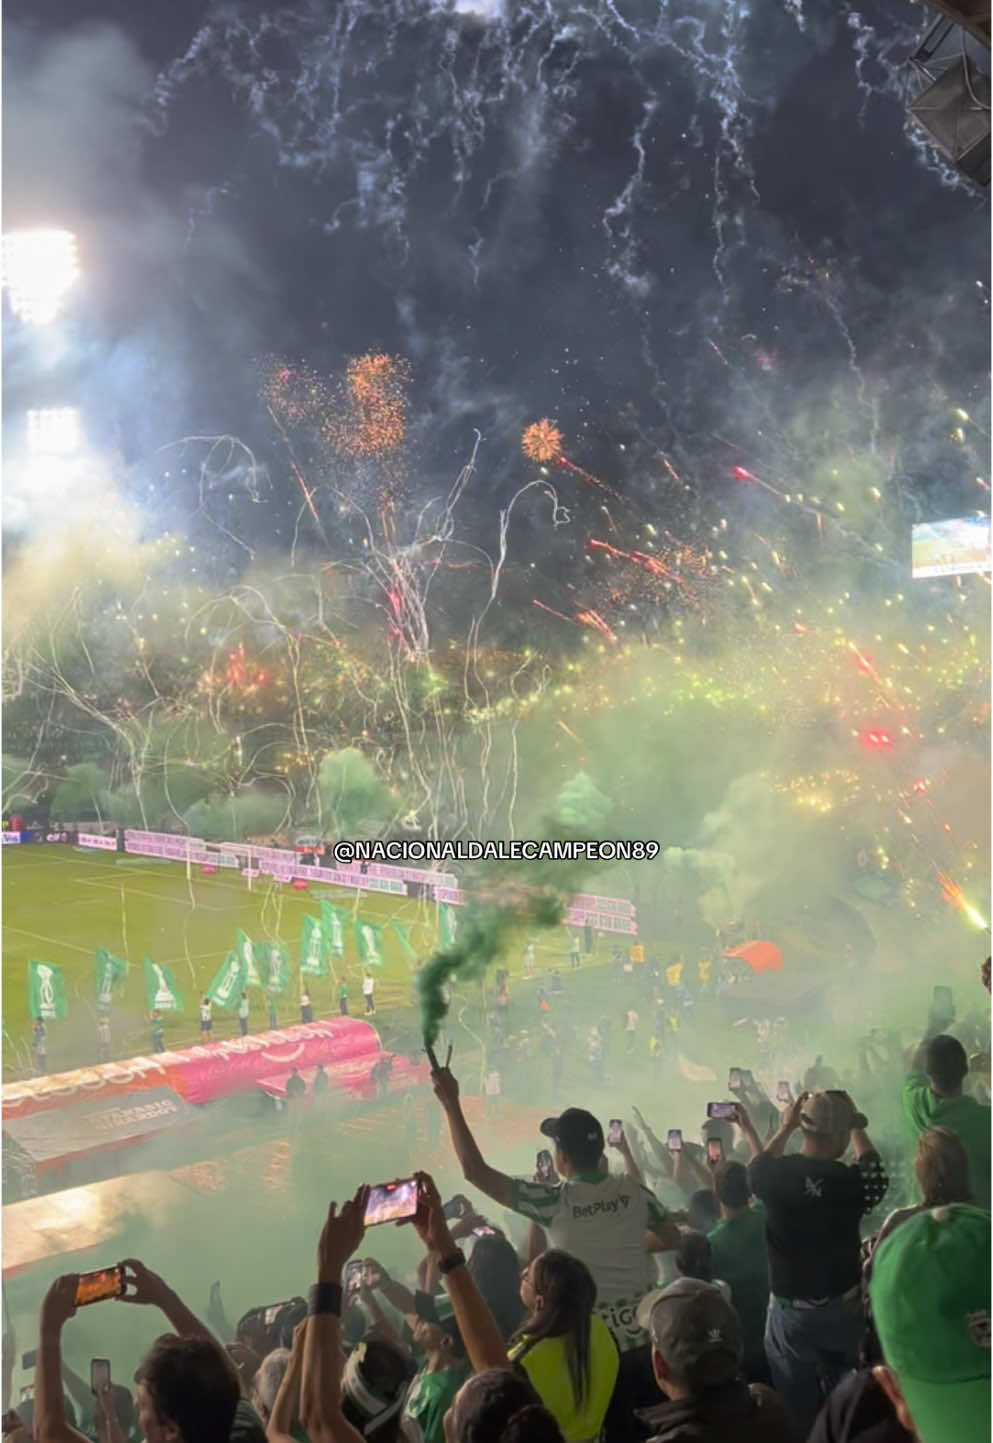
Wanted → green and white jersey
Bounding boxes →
[510,1171,670,1353]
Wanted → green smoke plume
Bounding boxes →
[418,772,611,1046]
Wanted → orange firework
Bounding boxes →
[335,353,410,457]
[522,419,564,465]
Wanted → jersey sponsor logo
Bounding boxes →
[571,1193,631,1219]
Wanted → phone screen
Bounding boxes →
[364,1178,419,1227]
[263,1301,295,1327]
[75,1267,124,1307]
[776,1081,792,1103]
[536,1149,553,1179]
[472,1225,497,1237]
[666,1129,683,1151]
[707,1101,737,1120]
[607,1119,623,1145]
[90,1360,111,1394]
[728,1068,742,1092]
[707,1139,725,1164]
[19,1387,33,1403]
[345,1262,364,1291]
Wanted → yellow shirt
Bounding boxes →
[665,962,683,987]
[509,1316,619,1443]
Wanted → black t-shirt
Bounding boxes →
[808,1369,914,1443]
[747,1151,888,1301]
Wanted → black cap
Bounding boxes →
[540,1108,605,1166]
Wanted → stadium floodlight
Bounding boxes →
[26,407,82,456]
[2,229,80,325]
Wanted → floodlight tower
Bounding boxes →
[2,230,80,326]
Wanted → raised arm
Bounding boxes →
[632,1107,674,1178]
[762,1092,808,1158]
[36,1278,90,1443]
[432,1068,513,1207]
[733,1102,763,1160]
[267,1320,307,1443]
[411,1175,507,1373]
[117,1260,240,1395]
[610,1127,644,1185]
[300,1190,369,1443]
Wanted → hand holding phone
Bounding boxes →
[345,1262,364,1293]
[442,1194,470,1221]
[776,1081,792,1103]
[90,1360,111,1395]
[536,1149,555,1181]
[363,1179,419,1227]
[728,1068,743,1092]
[706,1101,737,1120]
[666,1129,683,1152]
[607,1119,624,1146]
[706,1138,725,1165]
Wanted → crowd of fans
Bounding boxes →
[3,961,989,1443]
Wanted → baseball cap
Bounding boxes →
[636,1278,743,1387]
[539,1108,604,1164]
[870,1204,991,1443]
[799,1090,867,1135]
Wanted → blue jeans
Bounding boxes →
[765,1294,864,1436]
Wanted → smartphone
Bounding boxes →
[707,1101,737,1120]
[728,1068,743,1092]
[536,1149,554,1180]
[442,1194,469,1221]
[472,1225,498,1238]
[75,1266,125,1307]
[932,985,954,1017]
[262,1299,299,1327]
[364,1177,419,1227]
[19,1387,33,1404]
[608,1119,624,1145]
[666,1129,683,1151]
[90,1359,111,1395]
[776,1081,793,1103]
[706,1138,725,1164]
[21,1352,36,1372]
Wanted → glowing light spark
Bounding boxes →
[337,353,409,457]
[861,729,894,752]
[730,465,786,501]
[938,872,989,930]
[588,538,698,603]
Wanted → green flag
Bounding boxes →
[261,942,289,995]
[320,901,346,958]
[207,951,247,1011]
[391,919,417,961]
[28,961,68,1021]
[438,903,458,947]
[355,919,384,968]
[95,948,127,1009]
[236,930,263,988]
[143,959,184,1014]
[300,915,329,977]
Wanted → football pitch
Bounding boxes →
[0,847,496,1075]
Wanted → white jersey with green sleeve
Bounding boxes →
[510,1170,669,1352]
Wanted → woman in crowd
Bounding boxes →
[507,1252,618,1443]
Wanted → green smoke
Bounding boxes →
[418,772,611,1046]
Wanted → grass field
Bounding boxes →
[0,847,581,1076]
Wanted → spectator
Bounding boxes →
[35,1261,240,1443]
[96,1015,111,1065]
[869,1205,990,1443]
[363,973,376,1015]
[150,1011,166,1054]
[430,1067,678,1441]
[624,1008,639,1054]
[509,1250,618,1443]
[636,1278,795,1442]
[313,1064,330,1096]
[300,992,314,1025]
[266,997,278,1031]
[569,933,581,970]
[903,1033,990,1209]
[200,998,213,1037]
[403,1317,467,1443]
[707,1161,770,1382]
[250,1347,290,1426]
[869,1127,973,1266]
[446,1371,563,1443]
[673,1233,731,1304]
[746,1089,887,1435]
[338,980,349,1017]
[687,1190,720,1235]
[285,1068,306,1099]
[32,1019,47,1075]
[238,993,250,1037]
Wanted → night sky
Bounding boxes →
[3,0,989,582]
